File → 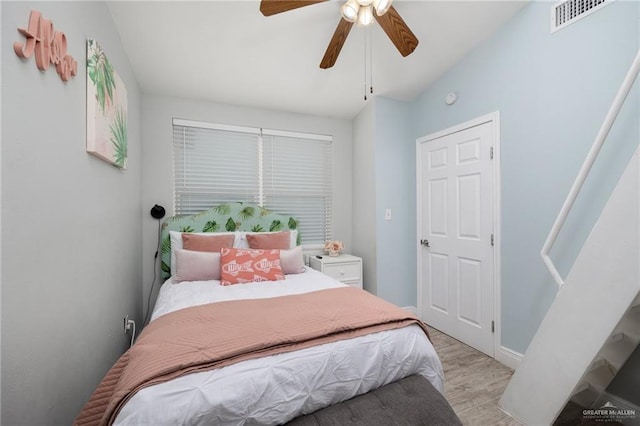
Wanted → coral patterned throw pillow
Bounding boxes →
[220,248,285,286]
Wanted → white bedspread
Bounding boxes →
[116,268,444,426]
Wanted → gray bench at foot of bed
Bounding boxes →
[286,375,462,426]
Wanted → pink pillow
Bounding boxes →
[246,231,291,249]
[182,233,235,252]
[280,246,305,274]
[220,248,285,286]
[173,249,221,283]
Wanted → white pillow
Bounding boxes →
[236,230,297,249]
[169,231,238,271]
[280,246,305,274]
[173,249,221,283]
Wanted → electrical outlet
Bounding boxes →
[124,315,131,333]
[385,208,392,220]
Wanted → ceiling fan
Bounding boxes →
[260,0,419,69]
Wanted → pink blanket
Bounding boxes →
[75,286,430,425]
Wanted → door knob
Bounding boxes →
[420,239,430,248]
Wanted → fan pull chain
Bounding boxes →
[362,26,374,101]
[363,28,368,101]
[369,25,374,95]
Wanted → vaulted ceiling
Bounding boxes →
[108,1,528,119]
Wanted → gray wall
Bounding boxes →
[1,2,142,424]
[351,97,416,308]
[141,94,353,315]
[408,1,639,354]
[351,102,377,295]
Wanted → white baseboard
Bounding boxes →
[410,308,522,370]
[402,306,418,316]
[497,346,523,370]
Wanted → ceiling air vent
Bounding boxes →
[551,0,613,33]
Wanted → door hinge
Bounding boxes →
[491,321,495,333]
[490,147,494,159]
[491,233,494,246]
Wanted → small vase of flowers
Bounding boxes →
[324,240,344,257]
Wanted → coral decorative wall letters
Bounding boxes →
[14,10,78,82]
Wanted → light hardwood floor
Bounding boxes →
[428,326,522,426]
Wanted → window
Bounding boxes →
[172,119,333,245]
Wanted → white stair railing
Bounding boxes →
[541,50,640,287]
[500,145,640,426]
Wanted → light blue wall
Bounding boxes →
[409,1,640,353]
[351,102,378,294]
[1,1,142,424]
[374,98,416,307]
[351,97,416,308]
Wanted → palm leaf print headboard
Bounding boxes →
[160,202,300,279]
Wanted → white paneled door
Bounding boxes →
[417,116,497,357]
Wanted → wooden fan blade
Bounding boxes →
[320,18,354,69]
[260,0,327,16]
[374,5,419,57]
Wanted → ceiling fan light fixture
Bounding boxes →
[357,5,373,26]
[373,0,392,16]
[340,0,360,22]
[259,0,418,69]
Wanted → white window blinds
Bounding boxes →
[173,123,259,214]
[172,119,333,245]
[263,134,333,245]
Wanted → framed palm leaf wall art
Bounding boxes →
[86,38,128,169]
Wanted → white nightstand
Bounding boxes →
[309,254,363,289]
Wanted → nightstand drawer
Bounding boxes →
[342,279,362,289]
[322,262,361,282]
[308,254,363,290]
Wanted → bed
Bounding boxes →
[75,203,446,426]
